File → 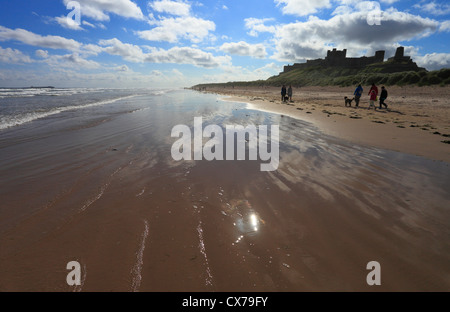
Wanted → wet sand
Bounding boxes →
[204,85,450,163]
[0,90,449,292]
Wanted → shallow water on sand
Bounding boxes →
[0,89,449,291]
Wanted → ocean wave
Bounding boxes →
[0,95,137,130]
[0,88,107,98]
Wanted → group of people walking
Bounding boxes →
[280,83,389,110]
[354,83,388,110]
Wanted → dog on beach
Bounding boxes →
[344,96,354,107]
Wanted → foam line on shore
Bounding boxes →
[131,219,149,292]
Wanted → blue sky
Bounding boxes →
[0,0,449,88]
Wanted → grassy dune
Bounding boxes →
[193,64,450,89]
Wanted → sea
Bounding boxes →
[0,87,166,131]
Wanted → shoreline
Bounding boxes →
[203,85,450,163]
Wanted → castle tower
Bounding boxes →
[375,50,385,63]
[395,47,405,59]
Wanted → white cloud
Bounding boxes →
[244,18,277,37]
[35,49,49,58]
[99,38,146,63]
[332,5,353,16]
[275,0,332,16]
[145,46,231,68]
[0,26,82,51]
[222,5,229,10]
[416,53,450,70]
[440,20,450,32]
[99,38,231,68]
[413,1,450,16]
[81,43,104,56]
[44,52,101,69]
[220,41,267,58]
[115,64,130,72]
[0,46,33,64]
[137,16,215,43]
[271,11,439,62]
[139,1,215,43]
[379,0,400,4]
[82,21,96,28]
[62,0,144,21]
[148,0,191,16]
[55,16,84,30]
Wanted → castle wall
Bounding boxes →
[282,49,387,73]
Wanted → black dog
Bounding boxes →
[344,96,354,107]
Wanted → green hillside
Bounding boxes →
[193,63,450,88]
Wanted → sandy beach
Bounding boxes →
[0,89,449,292]
[202,85,450,163]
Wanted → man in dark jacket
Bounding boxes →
[281,85,287,102]
[379,86,388,109]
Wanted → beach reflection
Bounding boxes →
[225,199,264,245]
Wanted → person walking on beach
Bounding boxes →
[379,86,388,109]
[368,83,378,99]
[368,89,377,110]
[354,84,363,107]
[287,85,293,102]
[281,85,287,102]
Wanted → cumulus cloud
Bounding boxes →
[138,1,215,43]
[0,26,82,51]
[271,10,439,62]
[0,46,33,64]
[115,64,130,72]
[440,20,450,32]
[413,1,450,16]
[275,0,332,16]
[416,53,450,70]
[35,49,49,58]
[145,46,231,68]
[148,0,191,16]
[137,16,215,43]
[44,52,101,69]
[99,38,230,68]
[99,38,146,62]
[62,0,144,21]
[55,15,84,30]
[244,18,277,37]
[220,41,267,58]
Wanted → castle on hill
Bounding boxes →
[282,46,420,74]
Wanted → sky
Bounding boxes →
[0,0,449,88]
